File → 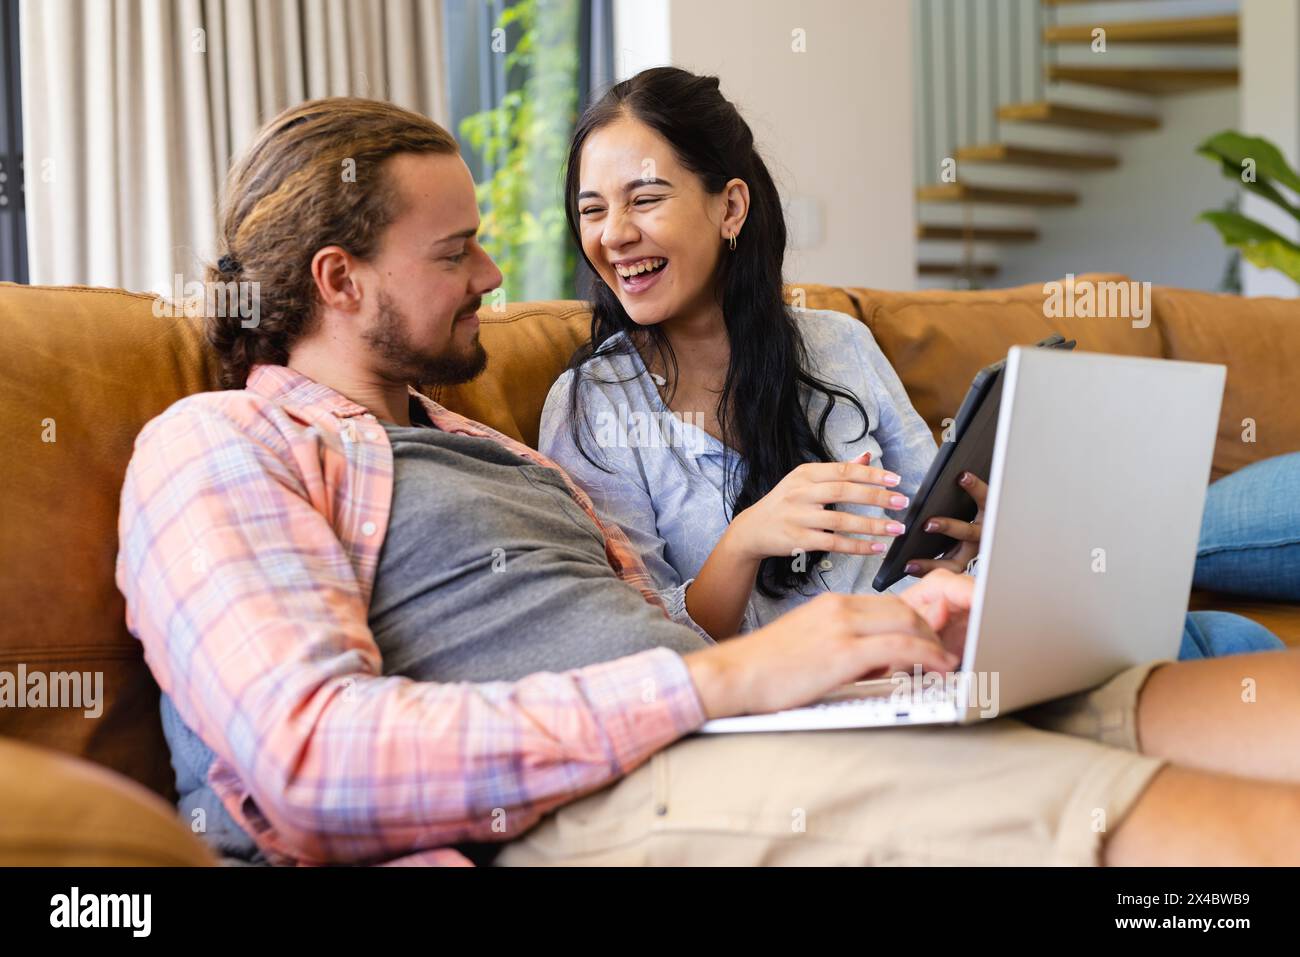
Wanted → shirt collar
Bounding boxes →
[247,364,375,419]
[247,363,493,437]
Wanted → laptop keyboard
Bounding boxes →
[698,682,960,734]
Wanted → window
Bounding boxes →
[443,0,612,301]
[0,0,26,283]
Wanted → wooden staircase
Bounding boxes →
[917,3,1241,286]
[996,101,1160,132]
[917,183,1079,207]
[1043,13,1238,45]
[1044,65,1238,93]
[918,224,1039,243]
[954,143,1118,170]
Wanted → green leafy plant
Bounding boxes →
[458,0,580,302]
[1197,130,1300,283]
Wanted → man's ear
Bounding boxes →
[311,245,363,313]
[719,178,751,243]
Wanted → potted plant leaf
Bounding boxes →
[1197,130,1300,283]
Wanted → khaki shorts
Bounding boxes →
[496,661,1171,867]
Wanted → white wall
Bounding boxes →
[613,0,917,290]
[612,0,670,80]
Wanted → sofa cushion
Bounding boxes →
[0,283,219,798]
[1154,287,1300,481]
[431,286,862,449]
[430,301,591,448]
[847,274,1165,443]
[784,282,866,319]
[0,736,214,865]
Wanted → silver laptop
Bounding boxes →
[699,346,1226,734]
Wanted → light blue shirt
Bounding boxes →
[538,308,939,634]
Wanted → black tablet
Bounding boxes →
[871,335,1076,591]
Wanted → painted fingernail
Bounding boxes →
[904,562,919,574]
[959,472,972,486]
[883,472,901,486]
[889,494,908,508]
[924,520,939,532]
[886,522,906,535]
[870,542,888,553]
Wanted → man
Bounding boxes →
[117,98,1300,867]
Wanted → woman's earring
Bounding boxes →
[728,233,737,251]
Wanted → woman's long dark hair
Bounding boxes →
[563,66,869,599]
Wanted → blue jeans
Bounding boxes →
[1180,611,1283,659]
[1195,452,1300,601]
[1177,452,1299,660]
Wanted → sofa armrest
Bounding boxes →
[0,736,215,866]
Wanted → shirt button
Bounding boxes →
[819,558,834,571]
[361,521,377,536]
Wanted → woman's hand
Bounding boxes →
[897,568,974,661]
[723,452,910,563]
[689,451,911,642]
[904,471,989,577]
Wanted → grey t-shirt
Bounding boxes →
[161,403,706,862]
[367,411,707,682]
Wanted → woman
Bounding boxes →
[539,65,1289,658]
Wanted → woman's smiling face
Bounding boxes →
[576,115,743,327]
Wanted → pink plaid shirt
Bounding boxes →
[116,364,706,866]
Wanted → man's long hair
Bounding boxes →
[207,98,458,389]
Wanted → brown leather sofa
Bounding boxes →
[2,275,1296,865]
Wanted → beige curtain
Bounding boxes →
[21,0,449,294]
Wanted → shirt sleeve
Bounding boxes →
[115,400,706,866]
[539,372,712,641]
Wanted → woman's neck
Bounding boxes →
[635,300,733,445]
[654,301,730,379]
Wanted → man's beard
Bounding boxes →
[363,292,488,388]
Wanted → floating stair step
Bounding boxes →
[1046,65,1239,94]
[998,100,1160,132]
[917,183,1078,207]
[1044,14,1238,45]
[956,143,1118,170]
[917,223,1039,243]
[919,262,1000,278]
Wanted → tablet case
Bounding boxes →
[871,335,1076,591]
